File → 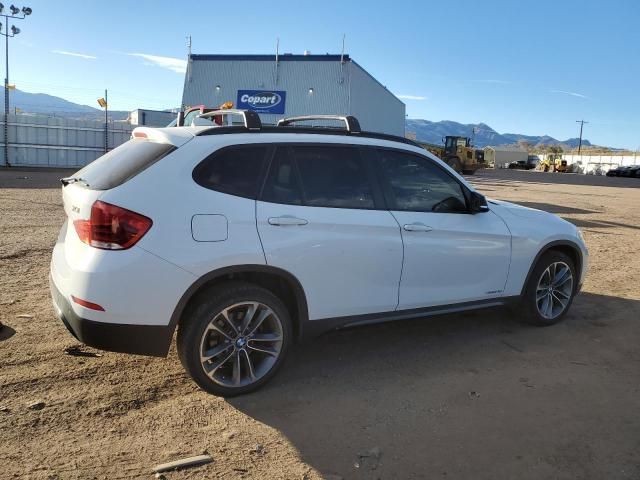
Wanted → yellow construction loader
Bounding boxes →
[419,136,485,174]
[538,154,568,173]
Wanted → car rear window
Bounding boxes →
[293,145,375,209]
[192,145,268,199]
[71,139,175,190]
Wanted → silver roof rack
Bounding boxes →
[196,109,262,130]
[277,115,361,133]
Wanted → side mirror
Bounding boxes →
[470,191,489,213]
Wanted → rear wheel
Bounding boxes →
[518,251,576,326]
[177,282,292,397]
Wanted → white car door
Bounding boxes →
[373,147,511,310]
[256,145,403,320]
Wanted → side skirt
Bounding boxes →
[301,296,521,339]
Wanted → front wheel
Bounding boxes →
[446,157,463,173]
[518,251,577,326]
[177,282,292,397]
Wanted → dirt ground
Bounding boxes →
[1,167,639,480]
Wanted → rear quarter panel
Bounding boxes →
[97,135,267,277]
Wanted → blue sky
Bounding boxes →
[8,0,640,148]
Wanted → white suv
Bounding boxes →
[50,111,588,396]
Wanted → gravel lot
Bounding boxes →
[1,167,639,479]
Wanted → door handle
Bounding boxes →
[403,223,433,232]
[268,215,309,226]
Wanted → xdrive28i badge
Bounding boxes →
[236,90,286,114]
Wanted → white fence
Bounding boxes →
[561,154,639,175]
[0,114,133,168]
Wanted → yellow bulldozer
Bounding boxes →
[418,136,485,174]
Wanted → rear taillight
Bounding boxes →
[73,201,152,250]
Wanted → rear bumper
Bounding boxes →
[50,275,172,357]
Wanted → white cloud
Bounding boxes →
[397,94,427,101]
[551,89,588,99]
[127,53,187,73]
[52,50,97,60]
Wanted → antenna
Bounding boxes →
[186,35,192,56]
[274,37,280,85]
[340,33,346,64]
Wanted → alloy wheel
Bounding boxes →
[199,302,283,388]
[535,261,574,320]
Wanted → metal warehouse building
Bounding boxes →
[484,145,528,168]
[181,53,405,136]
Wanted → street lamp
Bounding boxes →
[0,3,32,167]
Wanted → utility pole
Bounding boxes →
[0,4,33,167]
[97,92,108,153]
[576,120,589,155]
[104,89,108,153]
[186,35,192,84]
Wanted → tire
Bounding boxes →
[177,282,292,397]
[447,157,463,173]
[462,169,476,175]
[518,251,577,326]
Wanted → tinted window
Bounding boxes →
[377,149,468,213]
[293,146,374,209]
[193,146,267,199]
[261,148,302,205]
[72,139,174,190]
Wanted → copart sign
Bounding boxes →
[236,90,286,114]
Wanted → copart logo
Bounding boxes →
[240,92,282,109]
[237,89,286,114]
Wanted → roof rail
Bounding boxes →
[197,109,262,130]
[195,124,422,147]
[277,115,361,133]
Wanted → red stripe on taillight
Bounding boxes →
[71,296,105,311]
[73,201,152,250]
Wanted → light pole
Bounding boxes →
[0,3,32,167]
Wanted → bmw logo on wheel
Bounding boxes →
[237,90,286,114]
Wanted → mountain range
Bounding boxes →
[4,88,593,148]
[1,88,129,121]
[405,119,591,149]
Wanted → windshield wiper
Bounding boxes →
[60,176,90,187]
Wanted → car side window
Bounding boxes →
[192,145,268,199]
[377,149,468,213]
[261,147,303,205]
[292,145,375,209]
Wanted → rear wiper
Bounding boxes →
[60,176,90,187]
